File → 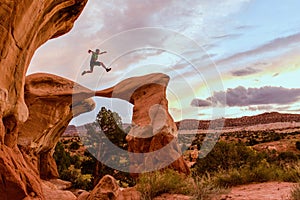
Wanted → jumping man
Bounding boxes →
[81,49,111,75]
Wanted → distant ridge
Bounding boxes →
[63,112,300,136]
[62,123,132,137]
[62,123,96,137]
[176,112,300,130]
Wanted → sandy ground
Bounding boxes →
[150,182,296,200]
[216,182,296,200]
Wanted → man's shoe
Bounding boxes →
[106,68,111,72]
[81,71,86,76]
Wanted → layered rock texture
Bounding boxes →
[82,175,141,200]
[0,0,189,199]
[19,73,95,179]
[0,0,88,199]
[2,71,189,199]
[96,73,190,175]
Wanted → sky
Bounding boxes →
[28,0,300,125]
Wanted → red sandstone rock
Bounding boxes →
[83,73,190,199]
[42,180,77,200]
[18,73,95,179]
[85,175,141,200]
[118,187,141,200]
[0,1,189,197]
[87,175,120,200]
[15,71,189,198]
[95,73,190,175]
[0,0,88,199]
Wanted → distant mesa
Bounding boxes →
[176,112,300,130]
[66,112,300,138]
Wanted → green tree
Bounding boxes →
[96,107,127,149]
[81,150,97,175]
[82,107,134,186]
[53,142,71,174]
[69,141,80,150]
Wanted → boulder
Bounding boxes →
[87,175,120,200]
[48,179,73,190]
[87,176,141,200]
[42,180,77,200]
[118,187,141,200]
[78,191,91,200]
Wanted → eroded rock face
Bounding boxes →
[95,73,190,175]
[1,72,190,198]
[0,0,88,199]
[85,175,141,200]
[42,180,77,200]
[18,72,189,182]
[0,73,95,198]
[87,175,120,200]
[0,145,44,199]
[0,0,189,197]
[18,73,95,179]
[0,0,88,142]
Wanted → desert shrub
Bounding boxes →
[213,161,300,187]
[214,162,282,187]
[60,166,80,183]
[280,163,300,182]
[137,169,194,200]
[191,140,300,188]
[192,141,266,175]
[296,141,300,151]
[268,132,282,142]
[60,166,93,190]
[55,107,135,190]
[291,182,300,200]
[54,142,93,189]
[246,162,279,183]
[192,173,226,200]
[70,155,81,169]
[81,151,96,175]
[63,140,69,144]
[73,174,93,190]
[214,169,244,187]
[246,138,259,146]
[53,142,72,174]
[69,141,80,150]
[277,151,299,162]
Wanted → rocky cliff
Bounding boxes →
[0,0,88,199]
[0,1,189,199]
